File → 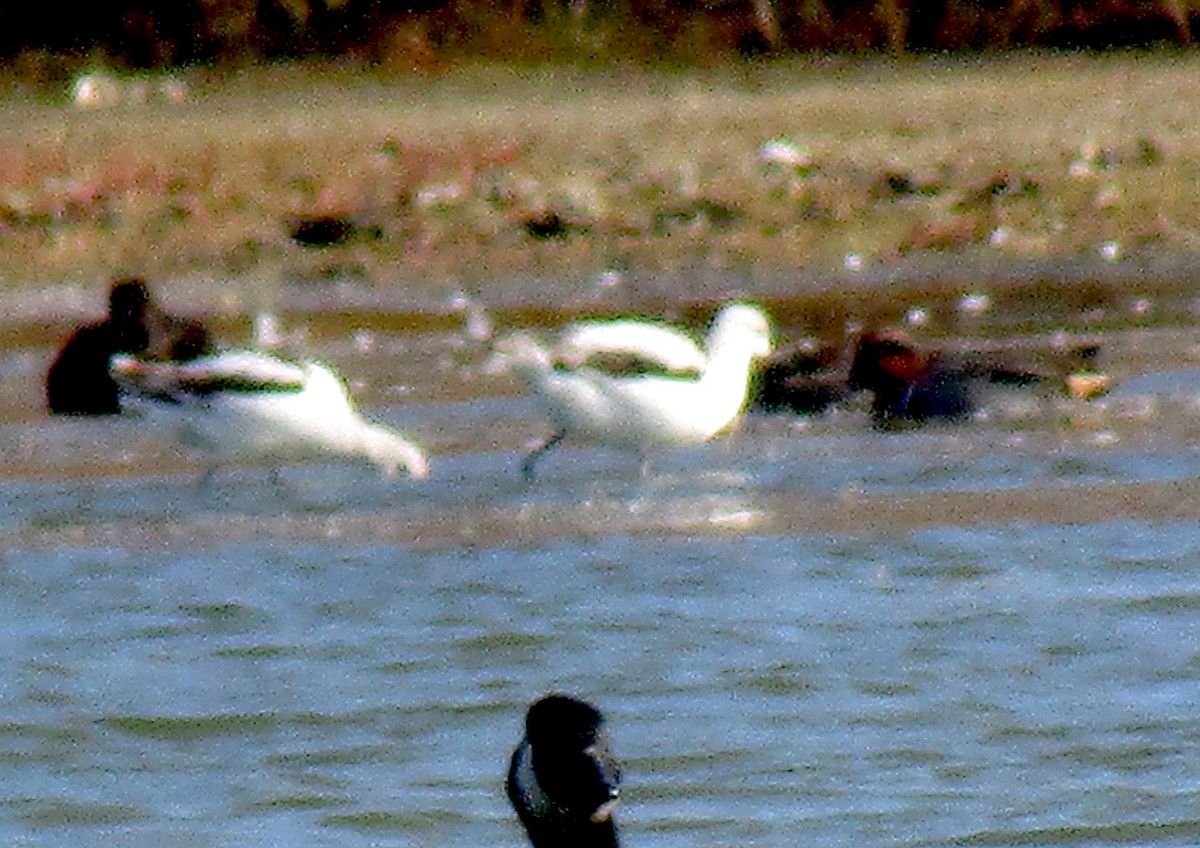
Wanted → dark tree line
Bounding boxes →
[1,0,1194,70]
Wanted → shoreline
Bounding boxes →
[3,246,1198,334]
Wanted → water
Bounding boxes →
[3,290,1200,847]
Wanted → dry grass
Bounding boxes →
[2,53,1200,302]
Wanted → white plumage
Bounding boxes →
[111,350,429,482]
[555,318,706,375]
[490,303,772,479]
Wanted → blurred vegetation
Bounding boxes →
[2,0,1199,78]
[2,2,1199,295]
[1,53,1198,293]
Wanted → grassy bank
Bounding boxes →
[2,52,1199,302]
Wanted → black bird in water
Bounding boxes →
[847,330,975,428]
[846,329,1108,428]
[750,337,848,416]
[507,694,621,848]
[45,277,213,415]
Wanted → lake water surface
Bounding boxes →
[3,273,1200,848]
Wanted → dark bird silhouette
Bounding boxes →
[522,210,588,240]
[507,694,621,848]
[289,214,354,247]
[750,337,848,416]
[287,214,381,248]
[46,277,214,416]
[845,330,1106,428]
[847,330,974,428]
[752,323,1108,427]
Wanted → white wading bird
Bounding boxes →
[111,350,429,484]
[490,303,772,480]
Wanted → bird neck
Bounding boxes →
[495,335,554,382]
[358,424,428,479]
[696,337,758,424]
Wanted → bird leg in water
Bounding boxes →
[522,430,565,481]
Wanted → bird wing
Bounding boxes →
[557,320,705,379]
[111,350,307,403]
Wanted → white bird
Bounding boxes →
[555,317,707,376]
[110,350,429,484]
[490,303,772,480]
